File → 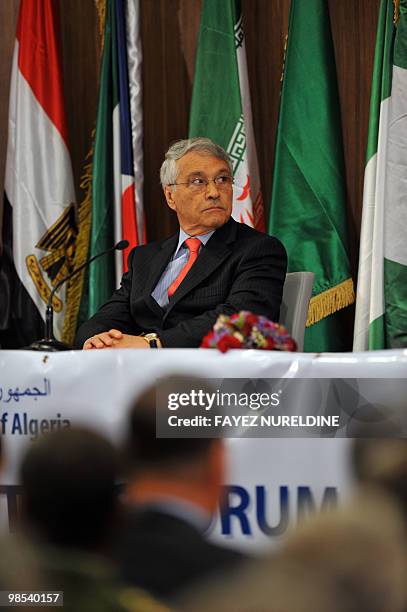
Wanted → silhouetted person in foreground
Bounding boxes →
[0,435,44,611]
[180,493,407,612]
[20,427,168,612]
[115,376,245,603]
[353,438,407,521]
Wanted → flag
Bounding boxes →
[86,0,144,318]
[353,0,407,350]
[268,0,354,352]
[0,0,76,348]
[189,0,264,231]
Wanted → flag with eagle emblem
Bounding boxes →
[0,0,76,348]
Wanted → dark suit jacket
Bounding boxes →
[114,508,244,601]
[75,218,287,348]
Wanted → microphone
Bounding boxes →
[27,240,129,352]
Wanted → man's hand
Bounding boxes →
[83,330,154,349]
[83,329,124,349]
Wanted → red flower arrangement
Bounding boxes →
[201,311,297,353]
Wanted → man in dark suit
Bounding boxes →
[20,427,167,612]
[76,137,286,349]
[115,377,245,602]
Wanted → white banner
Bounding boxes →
[0,348,406,550]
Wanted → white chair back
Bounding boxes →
[279,272,314,351]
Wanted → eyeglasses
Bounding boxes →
[168,175,234,192]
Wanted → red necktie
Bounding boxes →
[167,237,201,298]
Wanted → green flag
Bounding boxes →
[86,0,116,316]
[268,0,354,352]
[189,0,264,230]
[353,0,407,350]
[81,0,143,321]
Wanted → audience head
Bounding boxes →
[181,493,407,612]
[273,494,407,612]
[353,439,407,520]
[125,376,225,513]
[0,534,42,608]
[20,426,119,551]
[1,419,34,593]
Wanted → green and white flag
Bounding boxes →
[87,0,116,316]
[189,0,264,230]
[353,0,407,350]
[269,0,354,352]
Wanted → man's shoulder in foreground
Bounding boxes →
[115,507,245,601]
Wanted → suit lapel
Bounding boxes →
[166,219,237,311]
[142,234,178,316]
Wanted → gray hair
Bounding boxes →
[160,137,233,188]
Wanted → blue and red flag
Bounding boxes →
[86,0,144,317]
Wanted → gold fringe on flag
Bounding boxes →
[95,0,106,49]
[280,34,289,84]
[62,2,107,344]
[62,153,93,344]
[306,278,355,327]
[394,0,400,27]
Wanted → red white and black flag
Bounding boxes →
[0,0,76,348]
